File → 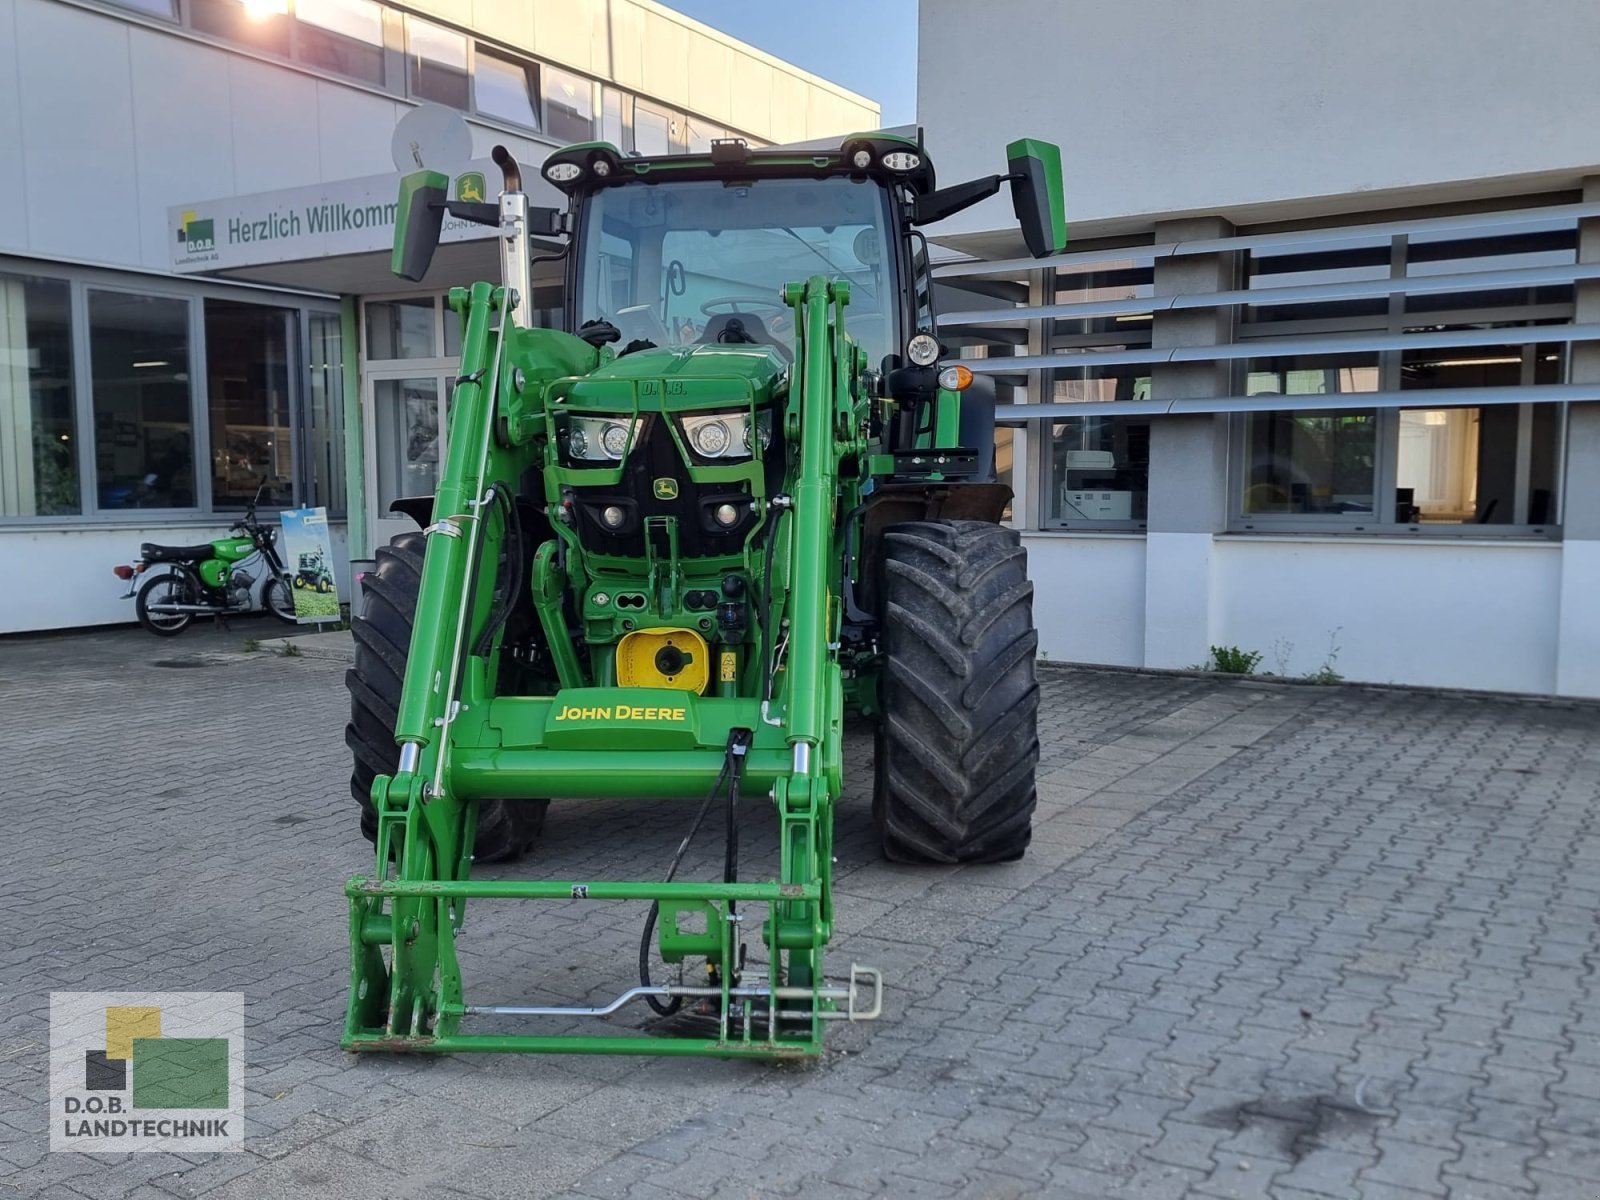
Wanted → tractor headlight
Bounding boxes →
[880,150,922,172]
[681,411,766,460]
[563,415,641,462]
[906,332,940,366]
[545,161,583,183]
[689,418,731,458]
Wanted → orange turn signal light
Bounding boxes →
[938,364,973,391]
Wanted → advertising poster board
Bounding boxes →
[278,507,341,624]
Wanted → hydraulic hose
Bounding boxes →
[471,481,524,658]
[639,740,737,1017]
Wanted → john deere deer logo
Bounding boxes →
[455,173,487,204]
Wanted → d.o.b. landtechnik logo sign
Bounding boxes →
[50,992,243,1152]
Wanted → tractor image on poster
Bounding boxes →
[295,550,335,593]
[342,130,1066,1057]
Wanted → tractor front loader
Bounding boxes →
[343,133,1067,1057]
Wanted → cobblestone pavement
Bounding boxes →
[2,624,1598,1199]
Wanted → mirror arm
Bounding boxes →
[911,173,1020,226]
[443,200,499,226]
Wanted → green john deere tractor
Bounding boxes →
[343,130,1066,1057]
[295,550,334,593]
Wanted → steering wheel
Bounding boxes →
[700,296,790,319]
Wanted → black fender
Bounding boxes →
[388,496,435,529]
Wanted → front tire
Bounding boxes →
[344,531,547,862]
[135,570,198,637]
[873,520,1039,863]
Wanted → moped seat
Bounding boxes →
[140,542,216,563]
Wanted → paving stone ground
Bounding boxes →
[1,622,1598,1199]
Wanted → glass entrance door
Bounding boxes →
[368,374,445,548]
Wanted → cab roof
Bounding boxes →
[539,132,937,199]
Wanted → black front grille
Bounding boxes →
[569,416,782,559]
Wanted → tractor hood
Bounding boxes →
[578,343,789,400]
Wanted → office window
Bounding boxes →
[1051,360,1150,404]
[543,66,594,143]
[110,0,176,17]
[407,16,468,109]
[633,101,682,156]
[0,274,79,516]
[686,116,727,154]
[1246,352,1380,398]
[191,0,291,55]
[295,0,384,85]
[474,47,539,129]
[1241,410,1377,518]
[88,291,194,510]
[1396,341,1562,525]
[1047,416,1148,526]
[1053,262,1153,336]
[306,313,346,516]
[601,87,629,148]
[205,300,293,510]
[1244,244,1390,325]
[365,298,436,359]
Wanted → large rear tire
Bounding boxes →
[344,531,547,862]
[873,520,1039,863]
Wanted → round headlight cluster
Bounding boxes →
[600,423,631,458]
[689,419,731,457]
[906,332,940,366]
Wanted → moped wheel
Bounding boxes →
[135,571,198,637]
[264,575,297,624]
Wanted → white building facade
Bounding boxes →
[0,0,877,633]
[919,0,1600,697]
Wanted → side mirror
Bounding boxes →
[1005,138,1067,258]
[392,169,449,282]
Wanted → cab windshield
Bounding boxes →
[575,176,897,368]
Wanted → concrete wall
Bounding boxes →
[918,0,1600,243]
[0,0,879,274]
[1025,533,1584,696]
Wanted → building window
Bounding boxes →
[1047,416,1149,527]
[601,87,629,148]
[1246,352,1380,398]
[295,0,384,85]
[633,100,684,156]
[407,16,469,110]
[306,313,346,516]
[88,290,194,511]
[365,298,436,359]
[0,274,79,517]
[475,46,540,130]
[191,0,291,56]
[543,65,595,143]
[1245,244,1391,326]
[373,377,440,510]
[1241,409,1377,517]
[110,0,177,18]
[686,116,728,154]
[205,300,293,510]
